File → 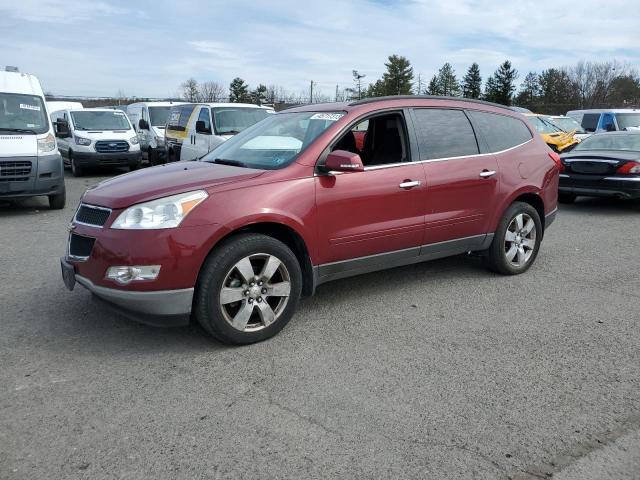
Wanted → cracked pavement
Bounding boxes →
[1,171,639,479]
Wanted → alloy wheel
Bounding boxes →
[504,213,536,267]
[218,253,291,332]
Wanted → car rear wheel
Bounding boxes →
[194,233,302,344]
[485,202,542,275]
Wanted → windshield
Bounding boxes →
[0,93,48,134]
[549,117,585,134]
[616,113,640,130]
[71,110,131,131]
[529,116,562,134]
[149,106,170,127]
[212,107,271,135]
[202,111,345,169]
[574,134,640,152]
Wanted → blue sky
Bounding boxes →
[1,0,639,99]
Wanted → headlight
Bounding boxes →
[130,136,139,145]
[75,136,91,146]
[37,133,56,154]
[111,190,208,230]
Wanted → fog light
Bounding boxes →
[106,265,161,285]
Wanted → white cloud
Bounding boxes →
[0,0,127,23]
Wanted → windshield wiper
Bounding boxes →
[0,127,37,134]
[213,158,249,168]
[219,130,241,135]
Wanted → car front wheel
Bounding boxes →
[486,201,542,275]
[194,233,302,344]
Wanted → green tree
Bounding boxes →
[609,74,640,106]
[538,68,575,108]
[381,54,414,95]
[366,79,387,98]
[483,75,498,102]
[426,75,441,95]
[435,62,461,96]
[229,77,250,103]
[486,60,518,105]
[514,72,541,106]
[462,63,482,99]
[251,84,268,105]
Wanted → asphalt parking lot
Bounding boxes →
[1,170,639,480]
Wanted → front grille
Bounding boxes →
[0,160,32,182]
[69,233,95,259]
[95,140,130,153]
[75,204,111,227]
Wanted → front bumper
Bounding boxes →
[559,173,640,199]
[74,150,142,168]
[0,153,65,199]
[61,257,193,326]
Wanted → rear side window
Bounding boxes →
[581,113,600,133]
[167,104,196,132]
[467,110,532,153]
[412,108,479,160]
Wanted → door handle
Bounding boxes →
[479,170,496,178]
[399,180,421,189]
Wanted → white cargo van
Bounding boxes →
[50,108,142,176]
[46,101,83,113]
[0,68,65,208]
[126,101,184,165]
[178,103,273,161]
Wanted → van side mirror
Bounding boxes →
[322,150,365,173]
[55,119,70,138]
[138,119,149,130]
[195,120,211,134]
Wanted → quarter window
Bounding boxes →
[467,110,532,153]
[412,109,479,160]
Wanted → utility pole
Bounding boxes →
[353,71,366,100]
[416,73,423,95]
[310,80,314,104]
[335,84,339,102]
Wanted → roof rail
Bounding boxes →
[348,95,512,111]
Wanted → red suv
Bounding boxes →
[61,96,560,344]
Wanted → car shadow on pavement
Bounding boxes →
[560,196,640,213]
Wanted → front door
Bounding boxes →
[315,111,426,266]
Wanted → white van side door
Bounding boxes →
[193,106,213,160]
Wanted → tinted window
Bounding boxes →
[197,107,211,131]
[167,104,196,132]
[467,110,532,153]
[581,113,600,133]
[412,109,479,160]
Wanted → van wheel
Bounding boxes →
[485,202,542,275]
[148,148,158,166]
[48,186,66,210]
[194,233,302,345]
[70,152,83,177]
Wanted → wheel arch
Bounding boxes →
[511,191,546,233]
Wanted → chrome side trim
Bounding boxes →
[559,173,569,178]
[315,234,491,285]
[603,176,640,182]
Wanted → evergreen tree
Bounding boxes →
[426,75,441,95]
[490,60,518,105]
[462,63,482,99]
[366,79,387,97]
[515,72,541,106]
[381,54,414,95]
[538,68,575,107]
[229,77,250,103]
[483,75,498,102]
[436,63,461,96]
[251,84,268,105]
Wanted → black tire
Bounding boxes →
[70,152,83,177]
[485,201,542,275]
[558,192,577,204]
[148,148,157,166]
[194,233,302,345]
[48,185,66,210]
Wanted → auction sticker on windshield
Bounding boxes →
[20,104,41,111]
[310,113,344,121]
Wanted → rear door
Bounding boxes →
[411,108,499,246]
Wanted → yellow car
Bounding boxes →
[524,113,580,152]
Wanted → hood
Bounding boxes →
[0,134,38,157]
[82,161,265,209]
[77,129,134,140]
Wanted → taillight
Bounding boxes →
[548,151,563,171]
[617,161,640,174]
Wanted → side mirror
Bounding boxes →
[323,150,364,173]
[195,120,211,134]
[55,119,70,138]
[138,119,149,130]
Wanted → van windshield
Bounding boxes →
[71,110,131,131]
[149,106,171,127]
[202,111,344,169]
[212,107,271,135]
[616,113,640,130]
[0,93,48,134]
